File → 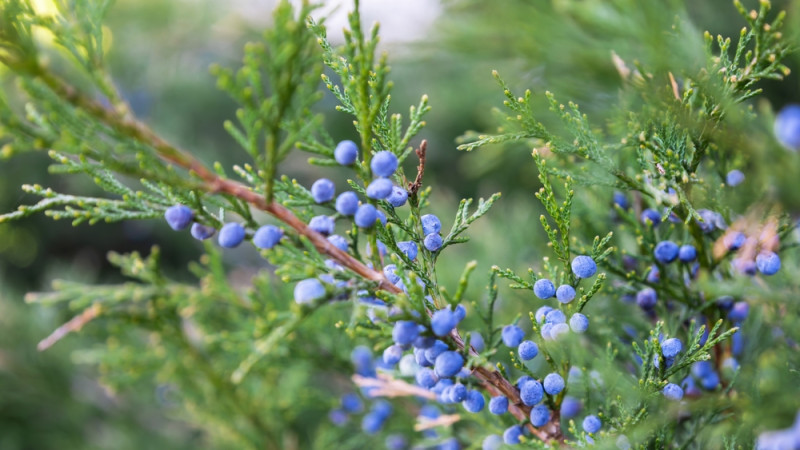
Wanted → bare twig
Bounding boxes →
[408,140,427,195]
[38,303,102,351]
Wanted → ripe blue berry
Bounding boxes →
[678,244,697,262]
[482,435,503,450]
[446,383,467,403]
[640,208,661,226]
[502,325,525,347]
[328,409,348,426]
[700,371,720,390]
[726,169,745,186]
[775,104,800,150]
[550,323,570,339]
[376,210,387,226]
[654,241,679,264]
[535,306,553,323]
[413,335,435,349]
[470,332,485,352]
[540,323,554,341]
[561,396,582,419]
[387,186,408,207]
[489,396,508,415]
[366,178,393,199]
[572,255,597,278]
[370,151,398,177]
[518,340,539,361]
[294,278,325,304]
[326,234,348,252]
[415,367,438,388]
[556,284,576,303]
[696,209,721,233]
[438,438,461,450]
[383,345,404,365]
[335,191,359,216]
[662,383,684,401]
[533,278,555,299]
[423,233,443,252]
[530,404,550,427]
[727,301,749,322]
[431,308,458,337]
[165,205,194,231]
[462,390,485,413]
[361,412,386,434]
[503,425,523,445]
[421,214,442,236]
[309,215,335,235]
[253,225,283,249]
[661,338,683,358]
[646,264,660,283]
[334,140,359,165]
[636,287,657,309]
[756,251,781,275]
[570,313,589,333]
[691,361,714,379]
[724,231,746,250]
[613,191,629,210]
[520,379,543,406]
[383,264,401,284]
[218,222,246,248]
[392,320,419,345]
[354,204,377,228]
[583,415,602,434]
[545,309,566,324]
[311,178,335,203]
[543,373,565,395]
[425,340,448,363]
[453,304,466,323]
[397,241,418,260]
[190,223,215,240]
[341,393,363,413]
[434,351,464,378]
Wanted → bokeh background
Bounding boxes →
[2,0,800,448]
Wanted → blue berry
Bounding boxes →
[421,214,442,236]
[334,140,359,165]
[661,338,683,358]
[530,404,550,427]
[190,223,215,240]
[583,415,602,434]
[520,379,544,406]
[533,278,555,299]
[696,209,720,233]
[556,284,576,303]
[335,191,359,216]
[415,367,438,388]
[434,351,464,378]
[341,393,363,413]
[328,409,348,426]
[572,255,597,278]
[387,186,408,207]
[376,210,387,226]
[446,383,467,403]
[361,412,386,434]
[253,225,283,249]
[551,323,570,339]
[691,361,714,379]
[413,335,435,349]
[640,208,661,226]
[366,178,393,199]
[326,234,348,252]
[489,396,508,415]
[646,264,660,283]
[678,244,697,263]
[294,278,325,304]
[503,425,523,445]
[545,309,566,325]
[425,340,449,363]
[392,320,419,345]
[431,308,458,337]
[383,264,401,284]
[309,215,335,235]
[543,373,565,395]
[366,240,387,258]
[727,301,749,322]
[482,435,503,450]
[724,231,746,250]
[561,396,582,419]
[424,233,443,252]
[371,151,398,177]
[540,323,554,341]
[518,340,539,361]
[218,222,246,248]
[397,241,418,260]
[662,383,684,401]
[613,191,629,210]
[535,306,553,323]
[164,205,193,231]
[570,313,589,333]
[385,435,407,450]
[726,169,745,186]
[419,404,440,419]
[636,287,657,309]
[756,251,781,275]
[775,104,800,150]
[354,204,377,228]
[383,345,404,365]
[502,325,525,347]
[700,371,720,390]
[654,241,679,264]
[453,304,466,322]
[438,437,461,450]
[733,258,757,276]
[311,178,335,203]
[470,332,485,352]
[462,390,485,413]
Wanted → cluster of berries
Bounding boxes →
[165,204,285,249]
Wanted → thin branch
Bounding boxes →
[38,303,102,351]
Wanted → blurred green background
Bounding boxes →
[2,0,800,448]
